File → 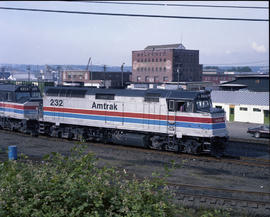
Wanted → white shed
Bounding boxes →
[211,90,269,124]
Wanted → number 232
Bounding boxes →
[50,99,63,106]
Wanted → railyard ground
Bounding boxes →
[0,122,269,216]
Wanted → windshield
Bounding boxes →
[31,91,41,98]
[196,99,212,112]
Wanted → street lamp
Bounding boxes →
[121,63,125,88]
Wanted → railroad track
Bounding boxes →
[1,129,270,168]
[171,190,270,216]
[128,174,270,216]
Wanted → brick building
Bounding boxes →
[202,74,236,85]
[132,43,202,83]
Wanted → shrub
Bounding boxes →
[0,145,176,217]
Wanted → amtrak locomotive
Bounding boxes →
[0,84,228,156]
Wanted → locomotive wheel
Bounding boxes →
[57,132,62,138]
[183,139,201,154]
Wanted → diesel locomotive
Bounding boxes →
[0,84,228,156]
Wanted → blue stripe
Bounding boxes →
[0,107,37,115]
[44,111,226,130]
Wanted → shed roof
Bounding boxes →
[211,90,269,106]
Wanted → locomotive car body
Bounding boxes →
[0,84,42,134]
[41,87,228,155]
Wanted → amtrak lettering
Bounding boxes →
[91,102,118,110]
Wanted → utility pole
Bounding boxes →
[121,62,125,88]
[103,65,106,88]
[27,65,30,84]
[177,63,182,89]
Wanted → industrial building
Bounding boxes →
[61,70,131,88]
[219,75,269,92]
[211,90,269,124]
[132,43,202,83]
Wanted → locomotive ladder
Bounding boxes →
[167,109,176,136]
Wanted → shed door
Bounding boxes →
[264,110,269,125]
[229,105,235,122]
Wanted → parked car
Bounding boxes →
[247,125,270,138]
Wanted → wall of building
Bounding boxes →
[172,49,201,82]
[212,102,269,124]
[132,49,173,83]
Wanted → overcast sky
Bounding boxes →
[0,1,269,67]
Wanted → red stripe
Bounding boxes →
[0,103,37,110]
[44,106,224,123]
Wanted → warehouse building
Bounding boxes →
[211,91,269,124]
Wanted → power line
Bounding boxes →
[77,1,268,10]
[0,6,268,22]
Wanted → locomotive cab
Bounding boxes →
[165,90,228,155]
[0,84,42,135]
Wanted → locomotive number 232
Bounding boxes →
[50,99,63,107]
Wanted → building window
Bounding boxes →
[154,76,159,82]
[160,58,162,62]
[240,107,248,111]
[137,68,140,72]
[137,54,140,57]
[152,67,154,71]
[137,76,141,82]
[156,58,158,62]
[163,67,166,71]
[253,108,261,112]
[159,67,162,71]
[163,76,168,82]
[255,79,260,84]
[152,59,154,62]
[164,58,166,62]
[145,76,149,82]
[145,58,147,62]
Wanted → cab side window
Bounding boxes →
[175,101,193,112]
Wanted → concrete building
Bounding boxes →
[132,43,202,83]
[211,91,269,124]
